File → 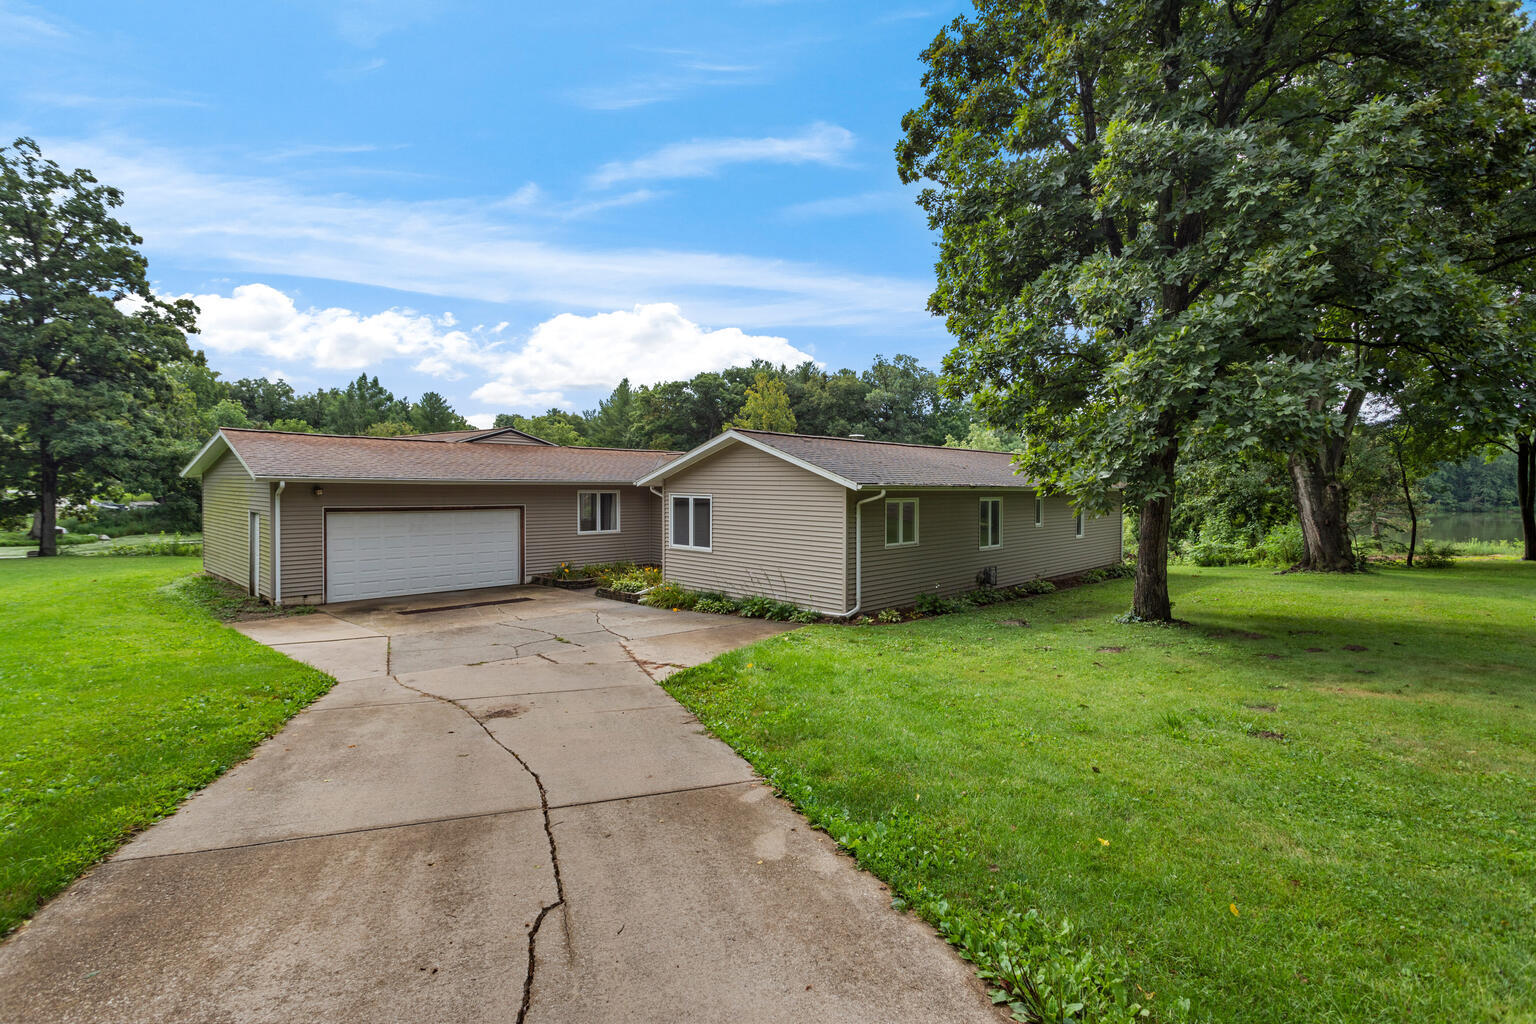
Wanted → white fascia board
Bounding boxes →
[633,429,859,491]
[180,430,254,479]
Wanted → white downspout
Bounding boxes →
[836,489,886,619]
[273,481,285,607]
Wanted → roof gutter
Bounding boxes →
[834,489,886,620]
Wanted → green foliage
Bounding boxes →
[1078,563,1136,584]
[409,391,469,433]
[545,561,586,580]
[897,1,1534,607]
[360,420,415,437]
[580,561,646,587]
[493,409,590,446]
[1421,449,1521,512]
[915,591,964,616]
[0,137,198,553]
[1014,579,1056,596]
[731,371,798,433]
[69,537,202,557]
[0,531,93,546]
[739,595,801,621]
[694,596,741,615]
[876,607,904,624]
[641,582,698,610]
[600,565,662,592]
[1412,541,1457,568]
[267,417,315,433]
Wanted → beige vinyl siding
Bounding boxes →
[850,490,1123,612]
[276,483,660,604]
[661,443,848,613]
[200,451,272,597]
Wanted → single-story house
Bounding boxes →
[182,426,1122,614]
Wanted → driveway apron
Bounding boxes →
[0,587,1003,1024]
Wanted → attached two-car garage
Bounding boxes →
[324,508,523,603]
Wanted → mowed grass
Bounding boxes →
[0,557,332,935]
[663,562,1536,1023]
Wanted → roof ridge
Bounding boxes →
[220,427,472,445]
[735,428,1016,456]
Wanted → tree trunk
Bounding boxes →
[37,444,59,557]
[1518,434,1535,562]
[1287,387,1365,572]
[1288,452,1355,570]
[1394,438,1417,568]
[1132,438,1178,622]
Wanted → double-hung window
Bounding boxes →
[979,498,1002,549]
[671,494,712,551]
[577,491,619,534]
[885,498,918,547]
[1034,494,1044,527]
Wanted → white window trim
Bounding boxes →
[885,497,919,548]
[576,490,621,535]
[1034,494,1044,527]
[979,496,1003,550]
[670,493,713,552]
[1074,510,1085,539]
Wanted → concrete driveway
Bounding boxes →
[0,587,1003,1024]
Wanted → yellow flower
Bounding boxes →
[1230,903,1240,917]
[1098,837,1110,846]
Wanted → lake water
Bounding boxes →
[1417,511,1525,543]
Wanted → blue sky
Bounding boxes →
[1,0,965,424]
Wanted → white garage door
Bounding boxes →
[325,508,522,603]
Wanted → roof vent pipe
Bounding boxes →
[848,433,865,439]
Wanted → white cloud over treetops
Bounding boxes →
[182,284,818,411]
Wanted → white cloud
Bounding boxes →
[181,283,477,371]
[41,136,928,332]
[466,413,497,429]
[179,285,820,412]
[469,303,819,408]
[0,3,67,45]
[781,190,908,220]
[588,122,855,188]
[493,182,664,219]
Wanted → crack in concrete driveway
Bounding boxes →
[0,586,1005,1024]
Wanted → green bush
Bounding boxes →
[583,561,653,586]
[1180,536,1253,567]
[739,595,801,621]
[1012,578,1056,596]
[605,566,663,593]
[914,591,963,616]
[965,586,1011,606]
[1412,541,1457,568]
[0,531,96,547]
[1254,522,1306,566]
[876,608,904,624]
[693,597,740,615]
[73,540,202,557]
[788,607,821,623]
[1079,562,1135,584]
[641,582,697,609]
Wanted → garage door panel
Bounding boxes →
[325,509,522,603]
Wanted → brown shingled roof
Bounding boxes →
[711,429,1035,489]
[202,429,679,483]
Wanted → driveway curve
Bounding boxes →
[0,587,1003,1024]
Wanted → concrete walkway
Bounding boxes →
[0,587,1003,1023]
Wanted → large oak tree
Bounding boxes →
[898,0,1529,618]
[0,138,197,555]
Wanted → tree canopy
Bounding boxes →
[898,0,1536,615]
[0,137,197,554]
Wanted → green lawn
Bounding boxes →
[663,561,1536,1024]
[0,557,331,935]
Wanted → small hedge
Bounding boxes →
[71,539,202,557]
[0,531,99,547]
